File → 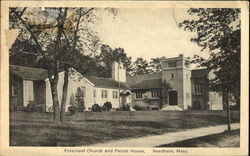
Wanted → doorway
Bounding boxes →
[169,90,178,105]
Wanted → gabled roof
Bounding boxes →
[10,65,48,81]
[191,68,210,79]
[86,76,129,89]
[127,72,162,89]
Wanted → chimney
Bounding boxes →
[179,54,184,58]
[111,61,126,83]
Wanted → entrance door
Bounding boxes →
[169,91,178,105]
[121,95,126,104]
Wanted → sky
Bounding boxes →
[95,8,206,62]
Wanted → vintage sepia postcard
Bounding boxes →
[0,0,249,156]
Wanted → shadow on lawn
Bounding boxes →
[156,129,240,147]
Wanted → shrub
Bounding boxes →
[24,101,35,113]
[75,87,85,112]
[91,104,101,112]
[133,105,143,111]
[121,104,130,111]
[103,101,112,111]
[68,105,78,115]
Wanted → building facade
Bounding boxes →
[127,54,223,110]
[9,54,223,112]
[9,62,131,112]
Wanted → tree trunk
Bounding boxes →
[233,90,240,110]
[222,92,227,110]
[48,62,61,122]
[50,80,60,122]
[226,91,231,131]
[60,67,69,122]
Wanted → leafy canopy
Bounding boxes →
[179,8,240,104]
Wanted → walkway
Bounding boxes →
[90,123,240,147]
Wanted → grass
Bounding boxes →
[158,129,240,147]
[10,110,240,146]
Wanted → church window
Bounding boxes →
[101,90,108,98]
[194,84,203,93]
[171,73,174,79]
[113,91,118,99]
[136,91,143,99]
[151,90,160,98]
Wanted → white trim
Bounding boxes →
[44,69,95,87]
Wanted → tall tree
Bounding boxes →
[97,44,132,77]
[179,8,240,130]
[148,56,167,73]
[10,7,117,122]
[131,57,150,75]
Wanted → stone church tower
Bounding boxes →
[161,54,192,110]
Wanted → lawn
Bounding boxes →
[158,129,240,147]
[10,110,240,146]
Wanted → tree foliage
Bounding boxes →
[179,8,240,106]
[9,7,117,122]
[131,57,150,75]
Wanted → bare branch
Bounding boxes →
[10,8,43,55]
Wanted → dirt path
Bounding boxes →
[89,123,240,147]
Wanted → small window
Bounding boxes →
[194,84,203,93]
[195,84,198,93]
[151,90,160,98]
[93,90,96,98]
[136,91,142,99]
[113,91,118,99]
[168,62,177,68]
[12,84,17,96]
[171,73,174,79]
[101,90,108,98]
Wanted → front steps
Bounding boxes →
[161,105,183,111]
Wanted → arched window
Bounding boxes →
[171,73,174,79]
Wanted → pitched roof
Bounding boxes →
[127,72,162,89]
[191,68,210,79]
[10,65,48,81]
[86,76,129,89]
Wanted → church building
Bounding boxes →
[9,54,223,112]
[127,54,223,110]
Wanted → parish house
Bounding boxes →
[9,54,223,112]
